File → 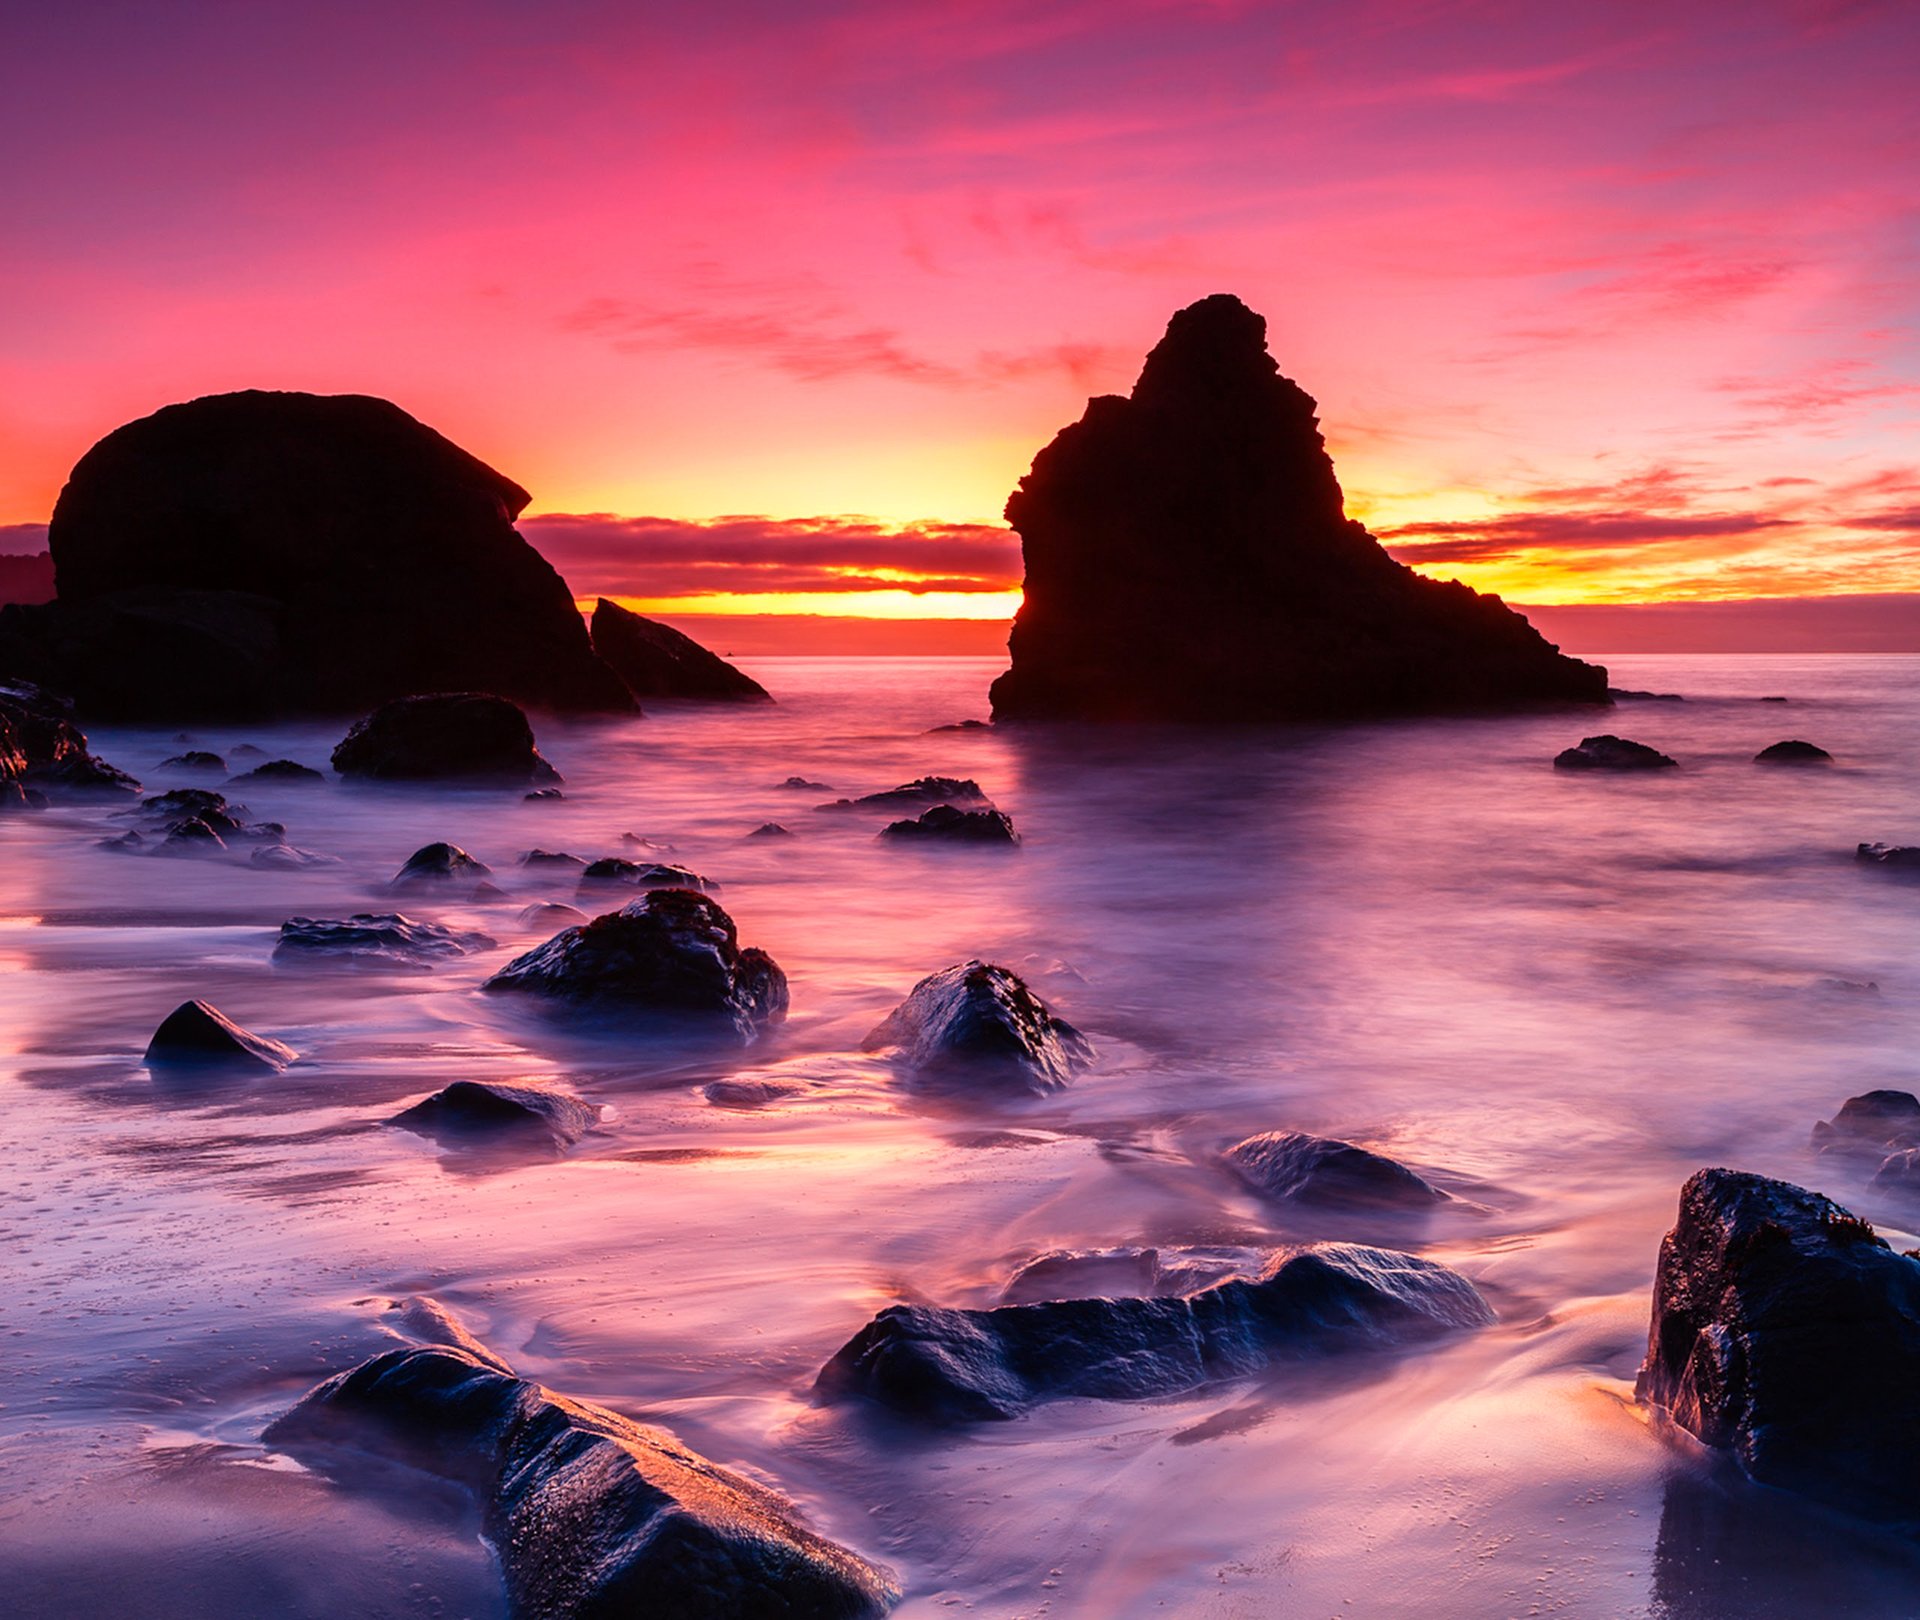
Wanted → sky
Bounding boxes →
[3,0,1918,646]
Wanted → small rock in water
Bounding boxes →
[229,742,267,757]
[385,1297,512,1373]
[1608,688,1684,702]
[519,848,586,868]
[702,1077,808,1109]
[390,1080,596,1150]
[250,842,343,870]
[1553,735,1678,771]
[523,786,563,801]
[1760,695,1789,702]
[332,693,561,784]
[517,901,587,929]
[928,719,991,732]
[998,1245,1261,1305]
[1810,1090,1920,1157]
[819,1243,1493,1422]
[0,781,48,812]
[144,999,296,1071]
[863,961,1092,1093]
[274,913,494,966]
[578,857,716,893]
[746,822,794,838]
[161,817,227,853]
[779,775,831,790]
[160,750,226,772]
[1869,1150,1920,1197]
[880,805,1020,846]
[387,842,493,891]
[1755,739,1832,765]
[1224,1131,1450,1211]
[589,596,772,702]
[228,759,326,784]
[820,776,988,812]
[1855,842,1920,869]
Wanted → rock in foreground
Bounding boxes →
[1553,735,1678,771]
[819,1243,1492,1421]
[333,693,560,784]
[590,597,770,702]
[988,294,1606,722]
[144,999,296,1071]
[1225,1131,1450,1211]
[484,889,788,1039]
[862,961,1091,1093]
[1635,1168,1920,1524]
[391,1080,596,1150]
[265,1346,896,1619]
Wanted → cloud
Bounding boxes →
[0,523,50,556]
[1381,509,1796,565]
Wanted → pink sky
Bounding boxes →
[4,1,1918,630]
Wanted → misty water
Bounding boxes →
[4,653,1920,1619]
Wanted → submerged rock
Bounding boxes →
[747,822,795,839]
[1856,842,1920,869]
[822,777,987,813]
[144,999,296,1071]
[1635,1168,1920,1524]
[1224,1131,1449,1211]
[1811,1090,1920,1158]
[988,294,1607,722]
[780,776,832,791]
[862,961,1092,1093]
[1553,735,1678,771]
[1001,1246,1261,1306]
[520,848,586,869]
[1755,739,1832,765]
[879,805,1019,846]
[589,597,770,702]
[387,842,493,891]
[333,693,560,784]
[274,913,494,966]
[1610,688,1684,702]
[517,900,588,929]
[265,1346,897,1618]
[819,1243,1492,1422]
[484,889,788,1039]
[249,842,343,870]
[578,858,716,893]
[524,786,564,802]
[160,750,225,772]
[391,1080,595,1149]
[228,758,325,784]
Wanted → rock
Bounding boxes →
[519,848,586,868]
[1755,739,1832,765]
[1810,1090,1920,1157]
[264,1346,897,1619]
[819,1243,1493,1422]
[781,776,832,790]
[988,294,1607,722]
[747,822,794,839]
[523,786,563,801]
[0,781,47,812]
[578,858,716,893]
[160,750,226,772]
[928,719,991,732]
[144,999,296,1071]
[332,693,560,784]
[1869,1151,1920,1197]
[386,1297,513,1373]
[1002,1245,1263,1306]
[0,679,139,796]
[484,889,788,1039]
[275,913,494,966]
[879,806,1019,846]
[1635,1168,1920,1523]
[391,1080,595,1149]
[387,842,493,891]
[1224,1131,1450,1211]
[8,390,631,719]
[162,817,227,853]
[138,786,238,824]
[517,901,588,929]
[589,597,770,702]
[249,842,342,870]
[862,961,1091,1093]
[824,777,987,813]
[230,742,266,756]
[702,1077,808,1109]
[1760,695,1789,702]
[228,758,325,783]
[1857,842,1920,869]
[1610,688,1684,702]
[1553,734,1678,771]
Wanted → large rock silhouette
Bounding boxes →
[0,391,631,719]
[989,295,1608,722]
[590,597,771,701]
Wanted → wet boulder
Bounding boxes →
[1553,735,1678,771]
[484,889,788,1040]
[144,999,296,1071]
[0,679,138,796]
[1869,1151,1920,1198]
[1000,1245,1261,1306]
[524,786,563,801]
[332,693,560,784]
[879,805,1019,846]
[264,1346,898,1619]
[519,848,586,869]
[1224,1131,1449,1211]
[589,597,771,702]
[274,913,494,966]
[228,758,325,784]
[821,777,987,813]
[578,858,716,893]
[1755,740,1831,765]
[250,842,343,870]
[160,750,226,772]
[1810,1090,1920,1158]
[162,817,227,853]
[391,1080,596,1150]
[1635,1168,1920,1524]
[862,961,1092,1093]
[387,842,493,892]
[819,1243,1493,1422]
[1857,842,1920,870]
[517,900,587,929]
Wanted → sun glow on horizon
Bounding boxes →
[588,589,1025,621]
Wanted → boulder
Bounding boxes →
[578,858,716,893]
[144,999,296,1071]
[6,390,631,718]
[160,750,225,772]
[524,786,564,802]
[1756,739,1832,765]
[820,777,987,813]
[1610,688,1684,702]
[879,806,1019,846]
[1857,842,1920,869]
[988,294,1607,722]
[387,842,492,891]
[862,961,1092,1093]
[781,776,832,791]
[1224,1131,1450,1211]
[589,597,770,702]
[228,758,325,784]
[819,1243,1493,1422]
[264,1346,897,1619]
[1635,1168,1920,1524]
[332,693,560,784]
[519,848,586,869]
[517,901,588,929]
[274,913,494,966]
[1869,1151,1920,1197]
[1000,1246,1261,1306]
[391,1080,595,1150]
[1810,1090,1920,1158]
[747,822,794,839]
[0,679,138,795]
[250,842,343,870]
[484,889,788,1040]
[1554,735,1678,771]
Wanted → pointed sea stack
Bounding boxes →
[990,295,1608,722]
[590,598,771,702]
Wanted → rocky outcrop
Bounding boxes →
[1636,1169,1920,1523]
[386,842,493,892]
[1224,1131,1449,1211]
[1554,735,1678,770]
[265,1346,897,1619]
[590,598,770,702]
[0,679,138,796]
[484,889,788,1039]
[1755,740,1831,765]
[332,694,559,783]
[821,777,987,813]
[988,294,1607,722]
[144,999,296,1071]
[578,858,716,893]
[862,961,1091,1093]
[879,806,1020,846]
[391,1080,596,1150]
[818,1243,1492,1422]
[2,390,631,718]
[274,913,494,966]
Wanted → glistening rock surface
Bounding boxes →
[1224,1131,1450,1211]
[144,999,296,1071]
[390,1080,596,1150]
[989,294,1606,722]
[862,961,1091,1093]
[590,597,770,702]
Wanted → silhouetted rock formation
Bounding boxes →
[0,391,631,719]
[266,1346,898,1618]
[0,679,138,797]
[819,777,988,813]
[229,758,325,784]
[160,750,225,772]
[818,1243,1492,1422]
[144,999,295,1071]
[589,598,770,702]
[1636,1169,1920,1524]
[989,295,1607,722]
[1553,734,1677,770]
[879,805,1020,846]
[391,1080,596,1150]
[1224,1131,1449,1211]
[332,693,560,783]
[862,961,1091,1093]
[1755,739,1832,765]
